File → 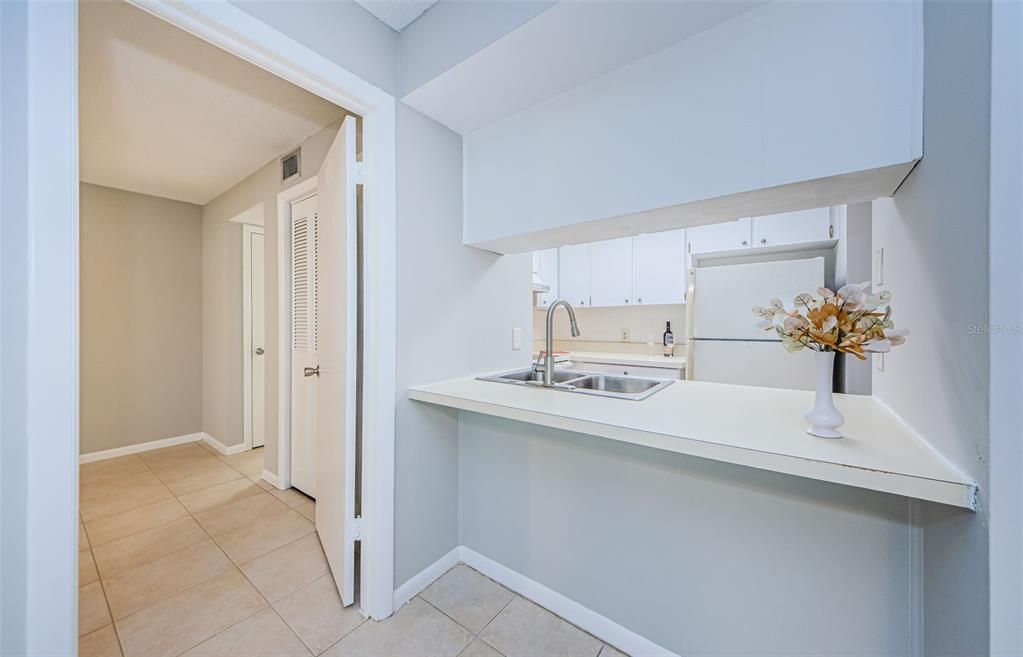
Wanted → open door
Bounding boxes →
[314,116,359,606]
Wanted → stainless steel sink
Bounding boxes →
[476,368,673,401]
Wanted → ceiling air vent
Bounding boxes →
[281,148,301,184]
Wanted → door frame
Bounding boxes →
[242,223,265,451]
[275,176,318,491]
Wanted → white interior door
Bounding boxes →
[313,116,359,607]
[250,231,266,448]
[290,194,319,497]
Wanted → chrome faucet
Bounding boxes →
[538,299,581,386]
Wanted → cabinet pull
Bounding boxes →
[760,238,767,244]
[741,240,748,247]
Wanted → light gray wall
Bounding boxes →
[394,103,532,586]
[871,1,992,654]
[230,0,397,95]
[80,184,203,454]
[460,414,913,656]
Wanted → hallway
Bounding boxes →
[78,442,625,657]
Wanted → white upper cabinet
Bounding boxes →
[633,230,686,305]
[589,238,634,307]
[558,244,591,306]
[752,207,833,247]
[534,248,559,307]
[686,218,752,256]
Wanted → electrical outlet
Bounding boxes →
[512,328,522,350]
[620,328,630,342]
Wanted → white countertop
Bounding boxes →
[562,350,686,369]
[408,376,976,510]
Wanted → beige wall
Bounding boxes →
[201,117,355,471]
[80,183,203,454]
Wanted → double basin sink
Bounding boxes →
[477,367,673,401]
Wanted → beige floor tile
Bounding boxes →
[180,607,311,657]
[214,509,315,565]
[104,540,234,620]
[81,475,174,523]
[321,597,471,657]
[177,478,263,514]
[219,449,265,477]
[197,441,222,457]
[115,570,266,657]
[85,499,189,547]
[81,471,164,503]
[81,455,150,487]
[267,487,312,508]
[162,463,244,496]
[241,533,329,602]
[193,492,288,537]
[80,581,112,636]
[272,575,366,655]
[145,454,226,481]
[459,639,505,657]
[80,549,100,587]
[79,624,123,657]
[597,645,629,657]
[421,565,514,634]
[92,517,208,578]
[295,500,316,521]
[257,479,275,491]
[81,523,91,549]
[136,443,210,466]
[479,597,601,657]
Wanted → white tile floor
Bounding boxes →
[79,442,629,657]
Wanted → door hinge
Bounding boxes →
[354,161,365,185]
[352,515,362,541]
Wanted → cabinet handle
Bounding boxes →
[625,299,629,303]
[760,238,767,244]
[638,298,643,303]
[741,240,748,246]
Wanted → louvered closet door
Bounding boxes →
[290,194,319,497]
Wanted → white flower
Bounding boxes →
[837,283,866,304]
[864,339,892,353]
[794,293,814,307]
[817,287,835,298]
[756,319,773,330]
[783,315,808,332]
[884,328,910,346]
[822,316,838,332]
[770,298,784,311]
[753,306,768,318]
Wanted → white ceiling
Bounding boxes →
[354,0,440,31]
[80,1,347,205]
[402,1,767,134]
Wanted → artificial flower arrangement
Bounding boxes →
[752,281,909,438]
[752,282,909,358]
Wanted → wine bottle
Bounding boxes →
[662,321,674,357]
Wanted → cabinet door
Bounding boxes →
[589,237,633,306]
[686,218,752,255]
[558,244,591,306]
[633,229,686,305]
[752,207,832,247]
[535,248,559,307]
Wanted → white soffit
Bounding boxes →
[80,1,347,205]
[354,0,440,31]
[401,0,768,135]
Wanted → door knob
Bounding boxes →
[304,366,319,377]
[255,347,265,355]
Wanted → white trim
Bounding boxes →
[229,203,265,226]
[79,432,205,464]
[261,469,284,490]
[202,432,247,457]
[908,499,924,657]
[392,547,462,610]
[276,176,318,492]
[242,223,265,451]
[460,548,678,657]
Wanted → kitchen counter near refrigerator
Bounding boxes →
[408,376,977,510]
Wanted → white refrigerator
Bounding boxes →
[685,257,824,391]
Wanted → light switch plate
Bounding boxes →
[620,328,630,342]
[512,328,522,350]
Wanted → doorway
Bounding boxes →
[243,224,266,450]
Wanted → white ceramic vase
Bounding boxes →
[804,350,844,438]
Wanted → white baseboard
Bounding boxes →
[79,432,204,464]
[202,433,247,456]
[261,469,284,490]
[460,547,677,657]
[393,546,462,610]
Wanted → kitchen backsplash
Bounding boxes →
[533,303,686,347]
